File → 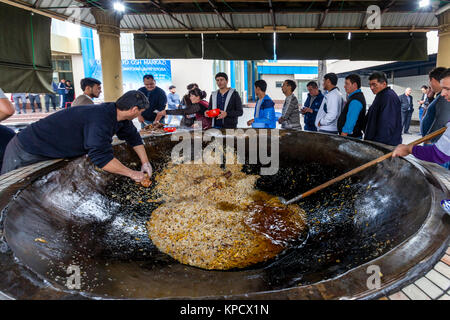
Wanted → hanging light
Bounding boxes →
[347,32,352,40]
[113,2,125,12]
[419,0,430,8]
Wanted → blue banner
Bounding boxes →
[89,59,172,94]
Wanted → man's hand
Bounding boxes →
[138,115,145,123]
[317,121,321,127]
[141,162,153,178]
[341,132,348,137]
[154,110,166,123]
[305,107,313,113]
[129,170,145,182]
[392,144,413,158]
[217,110,227,120]
[247,119,255,126]
[278,117,285,124]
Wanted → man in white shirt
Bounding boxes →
[315,73,345,134]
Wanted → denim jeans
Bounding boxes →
[28,94,42,112]
[419,107,424,122]
[45,94,57,112]
[12,93,27,113]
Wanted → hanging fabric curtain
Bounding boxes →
[276,32,427,61]
[276,33,350,60]
[0,3,53,93]
[203,33,274,60]
[350,33,428,61]
[134,34,202,59]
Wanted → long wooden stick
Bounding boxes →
[283,127,447,205]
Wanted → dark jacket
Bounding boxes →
[303,91,325,131]
[208,89,243,129]
[399,93,414,112]
[166,100,211,129]
[0,124,15,172]
[364,87,402,146]
[338,90,367,138]
[17,103,143,168]
[139,86,167,122]
[420,93,450,143]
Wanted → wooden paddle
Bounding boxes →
[280,127,448,205]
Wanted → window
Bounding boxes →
[52,55,73,82]
[275,81,283,88]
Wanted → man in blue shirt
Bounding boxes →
[247,80,276,129]
[1,90,153,183]
[338,74,366,138]
[138,74,167,128]
[57,79,66,109]
[166,85,180,125]
[301,81,325,132]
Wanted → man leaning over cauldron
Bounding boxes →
[1,90,153,183]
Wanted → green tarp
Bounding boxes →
[350,33,428,61]
[277,33,350,60]
[203,33,274,60]
[134,31,427,61]
[134,34,202,59]
[276,32,427,61]
[0,3,53,93]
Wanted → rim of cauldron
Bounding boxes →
[0,130,449,300]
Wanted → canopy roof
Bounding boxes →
[1,0,444,33]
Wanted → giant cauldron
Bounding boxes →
[0,130,449,299]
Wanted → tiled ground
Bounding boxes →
[384,249,450,300]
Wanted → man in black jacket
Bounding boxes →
[399,87,414,134]
[138,74,167,127]
[206,72,243,129]
[1,91,153,182]
[364,72,402,146]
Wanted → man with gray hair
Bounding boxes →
[399,87,414,134]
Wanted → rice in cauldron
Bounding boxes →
[146,145,306,270]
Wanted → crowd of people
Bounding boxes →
[9,78,77,114]
[0,66,449,181]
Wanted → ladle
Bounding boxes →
[280,127,448,205]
